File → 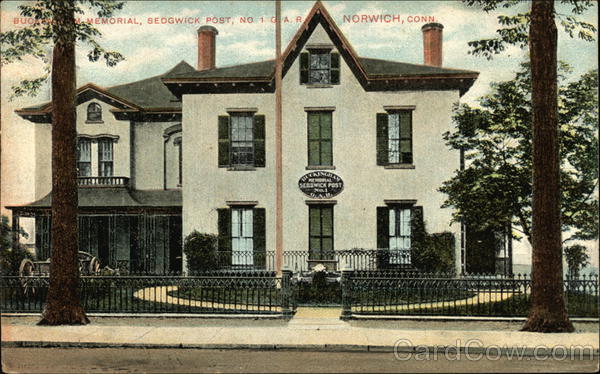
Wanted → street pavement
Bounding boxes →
[3,347,599,373]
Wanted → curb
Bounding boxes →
[348,315,600,323]
[3,313,597,323]
[3,341,599,357]
[1,313,284,319]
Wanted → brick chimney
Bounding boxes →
[197,25,218,71]
[421,23,443,67]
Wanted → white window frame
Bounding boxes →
[231,207,254,266]
[389,206,412,264]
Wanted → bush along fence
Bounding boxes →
[340,271,599,319]
[0,269,295,317]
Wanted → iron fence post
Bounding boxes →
[281,267,293,319]
[340,266,353,320]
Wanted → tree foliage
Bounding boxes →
[463,0,596,59]
[0,216,33,275]
[563,244,590,278]
[0,0,125,98]
[440,63,598,245]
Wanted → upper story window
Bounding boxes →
[174,137,182,186]
[76,138,92,177]
[377,110,413,166]
[87,103,102,122]
[307,111,333,167]
[300,49,340,85]
[98,138,114,176]
[231,114,254,166]
[218,112,265,169]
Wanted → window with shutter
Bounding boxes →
[300,49,340,85]
[307,111,333,166]
[388,206,412,264]
[219,113,265,168]
[308,205,334,261]
[230,114,254,166]
[377,111,413,166]
[231,207,253,266]
[218,207,265,269]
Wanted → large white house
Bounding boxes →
[10,2,486,274]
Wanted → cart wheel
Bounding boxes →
[89,257,100,274]
[18,259,35,295]
[19,259,34,278]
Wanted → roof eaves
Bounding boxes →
[367,72,480,80]
[162,77,272,83]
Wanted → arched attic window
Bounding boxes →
[87,103,102,122]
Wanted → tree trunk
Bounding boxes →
[38,0,89,325]
[521,0,573,333]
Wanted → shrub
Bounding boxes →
[412,231,455,274]
[0,215,33,275]
[183,231,218,274]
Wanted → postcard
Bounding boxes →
[1,1,598,373]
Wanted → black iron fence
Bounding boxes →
[2,271,597,318]
[340,271,599,319]
[212,249,413,272]
[0,270,294,316]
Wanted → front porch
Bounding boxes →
[7,180,182,275]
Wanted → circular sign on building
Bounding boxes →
[298,171,344,199]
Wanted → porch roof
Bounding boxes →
[6,188,182,213]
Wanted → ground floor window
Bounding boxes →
[217,206,266,268]
[389,206,411,264]
[308,205,334,260]
[231,207,254,266]
[377,204,422,267]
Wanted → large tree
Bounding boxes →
[460,0,596,332]
[1,0,124,325]
[441,65,598,246]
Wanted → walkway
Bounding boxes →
[132,285,524,313]
[132,286,280,312]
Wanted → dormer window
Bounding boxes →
[300,48,340,86]
[87,103,102,122]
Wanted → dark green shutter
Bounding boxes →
[330,52,340,84]
[218,116,230,167]
[300,52,309,84]
[253,208,266,268]
[376,207,390,269]
[253,115,265,167]
[376,113,388,165]
[217,208,232,266]
[410,205,425,258]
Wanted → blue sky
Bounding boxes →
[1,1,598,265]
[1,0,598,105]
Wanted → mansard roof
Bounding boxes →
[162,1,478,96]
[16,61,194,124]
